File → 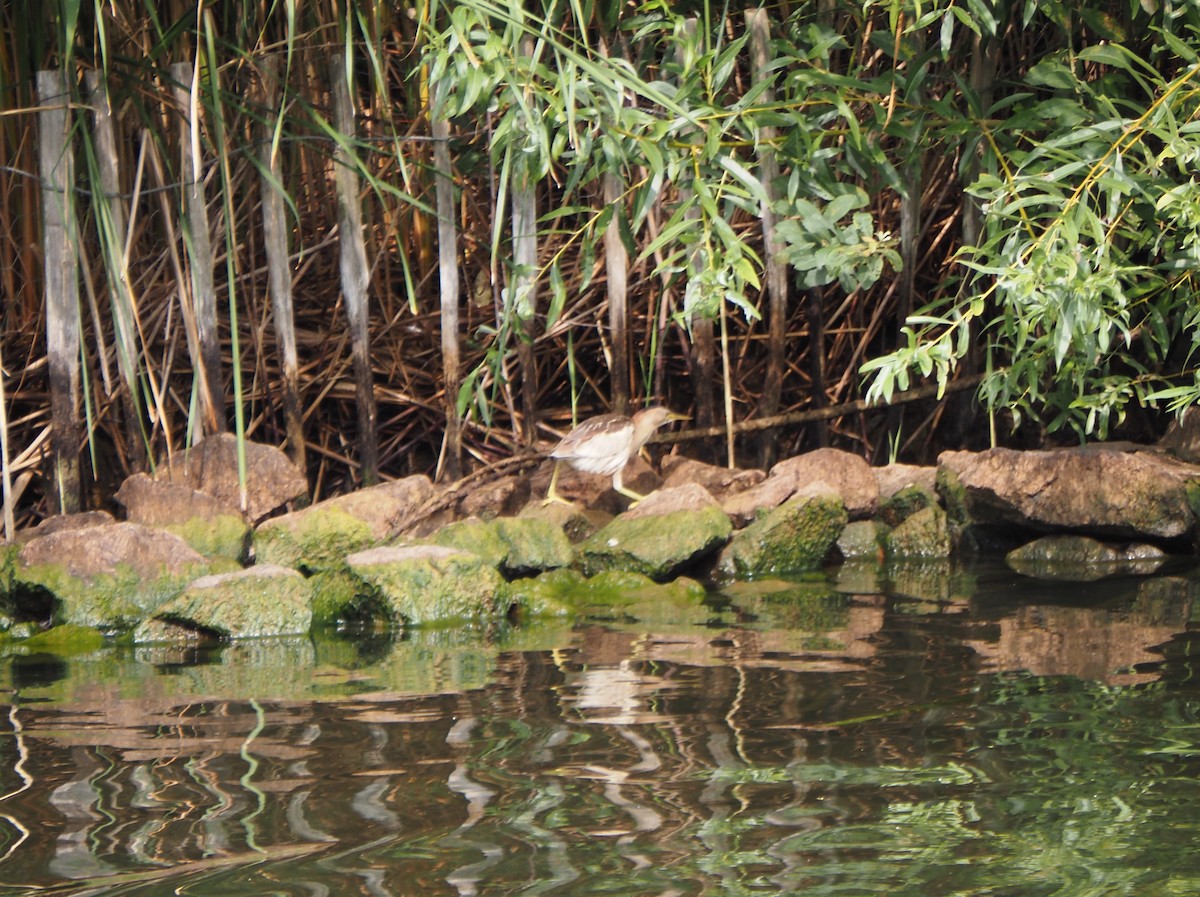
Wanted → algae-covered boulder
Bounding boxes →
[14,522,214,630]
[17,623,106,655]
[346,544,503,626]
[576,485,732,580]
[1005,535,1167,581]
[837,519,887,561]
[879,483,941,528]
[504,568,714,625]
[715,487,848,579]
[883,504,952,560]
[116,472,250,560]
[431,517,573,576]
[254,475,436,572]
[132,564,313,642]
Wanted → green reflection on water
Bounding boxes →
[0,564,1199,896]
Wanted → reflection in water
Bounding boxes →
[1,564,1200,895]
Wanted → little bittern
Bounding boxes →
[544,406,688,505]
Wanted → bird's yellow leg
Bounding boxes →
[613,468,649,505]
[542,461,575,506]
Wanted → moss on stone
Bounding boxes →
[19,623,106,654]
[716,493,848,579]
[254,506,376,572]
[577,505,732,580]
[883,505,953,560]
[165,514,252,562]
[347,546,504,626]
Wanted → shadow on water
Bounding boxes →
[3,561,1200,895]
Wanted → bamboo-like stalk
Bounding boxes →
[0,341,13,539]
[256,55,305,471]
[433,112,462,480]
[85,70,147,473]
[171,61,226,437]
[330,54,380,486]
[36,69,82,515]
[745,9,788,469]
[604,171,630,417]
[512,39,539,445]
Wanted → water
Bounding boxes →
[3,562,1200,896]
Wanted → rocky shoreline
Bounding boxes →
[4,426,1200,646]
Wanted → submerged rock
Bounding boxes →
[345,544,503,626]
[133,564,313,642]
[577,485,732,580]
[1006,535,1167,581]
[716,486,848,579]
[254,475,436,572]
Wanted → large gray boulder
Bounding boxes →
[722,447,878,526]
[938,446,1200,541]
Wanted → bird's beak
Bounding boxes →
[665,411,691,423]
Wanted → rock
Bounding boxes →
[659,456,765,500]
[720,475,799,527]
[576,485,732,580]
[345,544,504,626]
[150,432,307,523]
[18,511,115,542]
[254,475,436,571]
[884,505,953,560]
[116,473,250,560]
[133,564,313,642]
[879,484,940,528]
[715,485,848,579]
[1006,535,1167,581]
[430,517,574,576]
[837,519,887,561]
[519,500,606,543]
[15,522,213,630]
[18,623,106,654]
[770,448,880,518]
[938,446,1200,541]
[456,475,529,520]
[873,463,938,501]
[1159,407,1200,463]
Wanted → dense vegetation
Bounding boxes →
[1,0,1197,528]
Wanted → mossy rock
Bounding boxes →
[254,505,376,573]
[837,519,887,561]
[346,545,504,626]
[879,484,940,528]
[133,565,314,642]
[14,562,204,632]
[577,504,732,580]
[17,623,106,655]
[164,513,252,562]
[883,504,952,560]
[430,517,574,576]
[500,567,587,618]
[310,569,381,627]
[716,491,848,579]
